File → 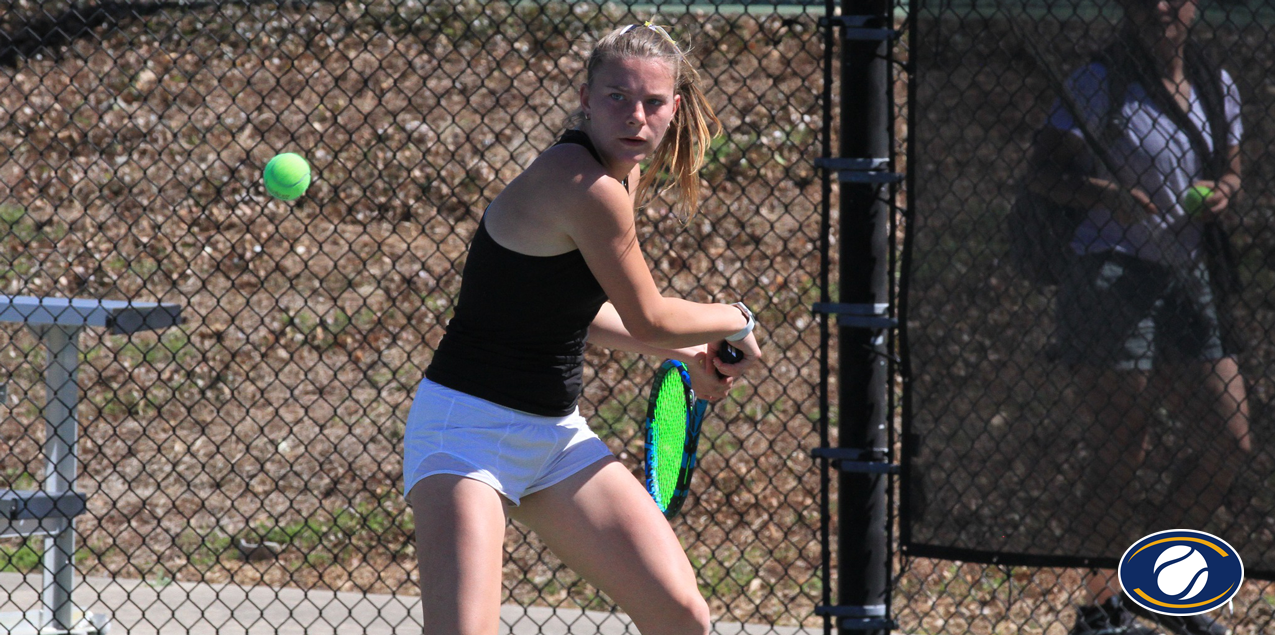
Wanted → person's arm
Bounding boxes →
[1026,62,1160,223]
[562,171,760,364]
[1196,68,1244,217]
[587,302,734,400]
[1027,127,1158,223]
[587,301,703,360]
[1193,144,1242,218]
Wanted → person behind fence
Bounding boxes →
[401,23,763,635]
[1026,1,1250,634]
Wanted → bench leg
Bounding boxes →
[36,325,81,633]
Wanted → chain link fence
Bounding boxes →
[0,1,829,632]
[902,0,1275,633]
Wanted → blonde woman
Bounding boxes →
[404,24,762,635]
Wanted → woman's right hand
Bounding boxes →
[1109,186,1159,225]
[711,333,761,379]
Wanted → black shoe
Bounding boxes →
[1069,597,1162,635]
[1123,598,1231,635]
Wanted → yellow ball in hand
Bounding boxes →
[1182,185,1212,216]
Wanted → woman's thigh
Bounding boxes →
[509,458,710,635]
[409,475,510,635]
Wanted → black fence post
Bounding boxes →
[834,0,893,633]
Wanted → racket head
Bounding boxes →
[643,360,696,518]
[666,398,709,517]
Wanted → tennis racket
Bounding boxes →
[643,342,743,519]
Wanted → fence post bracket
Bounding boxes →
[819,15,899,42]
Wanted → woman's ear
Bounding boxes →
[579,83,591,120]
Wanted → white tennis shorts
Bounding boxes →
[402,378,612,505]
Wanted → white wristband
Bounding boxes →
[725,302,754,343]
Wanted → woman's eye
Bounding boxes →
[647,99,664,107]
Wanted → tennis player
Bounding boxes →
[404,23,763,635]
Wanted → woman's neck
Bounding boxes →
[1129,19,1188,83]
[577,123,637,182]
[1153,38,1188,83]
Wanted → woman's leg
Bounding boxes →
[410,475,510,635]
[510,457,711,635]
[1075,364,1153,558]
[1072,363,1153,604]
[1154,356,1252,530]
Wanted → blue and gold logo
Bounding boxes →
[1118,530,1243,616]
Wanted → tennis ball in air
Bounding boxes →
[1182,185,1213,216]
[263,153,311,201]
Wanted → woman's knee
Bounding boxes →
[668,593,712,635]
[1237,433,1253,454]
[1227,426,1253,455]
[1076,367,1150,422]
[624,588,710,635]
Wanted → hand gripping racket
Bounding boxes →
[643,343,743,519]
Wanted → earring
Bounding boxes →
[584,112,590,120]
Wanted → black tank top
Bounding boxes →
[424,131,610,416]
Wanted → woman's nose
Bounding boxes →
[627,103,646,126]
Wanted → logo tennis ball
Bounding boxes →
[1154,545,1209,599]
[263,153,311,201]
[1120,530,1243,617]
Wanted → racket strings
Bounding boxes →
[651,372,689,507]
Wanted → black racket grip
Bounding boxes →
[714,341,743,378]
[718,342,743,364]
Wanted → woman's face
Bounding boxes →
[1124,0,1200,47]
[580,56,681,169]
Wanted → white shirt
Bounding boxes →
[1048,62,1242,265]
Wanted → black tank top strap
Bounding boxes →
[554,129,604,164]
[554,129,628,189]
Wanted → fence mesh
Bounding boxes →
[902,0,1275,633]
[0,1,829,632]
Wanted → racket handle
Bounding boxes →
[717,341,743,366]
[708,342,743,384]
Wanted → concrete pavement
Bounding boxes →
[0,573,820,635]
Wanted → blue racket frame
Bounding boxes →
[643,359,708,520]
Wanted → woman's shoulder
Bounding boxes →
[525,143,631,212]
[534,141,603,180]
[485,142,632,254]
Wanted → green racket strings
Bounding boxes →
[652,371,689,507]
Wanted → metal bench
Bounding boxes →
[0,295,181,635]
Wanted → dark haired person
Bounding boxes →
[1028,1,1248,634]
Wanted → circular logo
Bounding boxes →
[1118,530,1243,616]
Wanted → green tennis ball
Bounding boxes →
[1182,185,1213,216]
[264,153,311,201]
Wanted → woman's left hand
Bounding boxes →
[1191,179,1238,220]
[680,345,734,402]
[710,333,762,379]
